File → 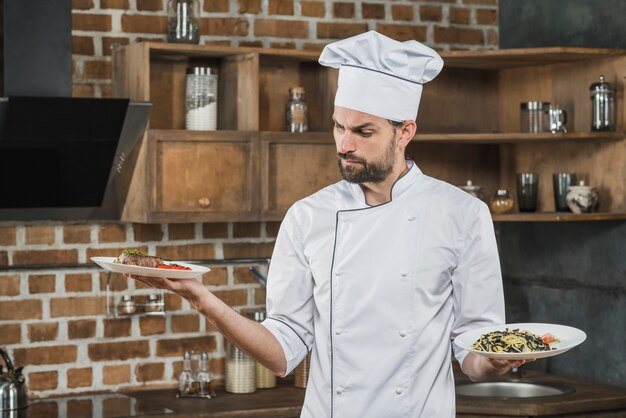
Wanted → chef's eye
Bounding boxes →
[334,123,344,131]
[359,131,373,137]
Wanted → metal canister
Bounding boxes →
[590,75,614,131]
[240,308,276,389]
[294,352,311,388]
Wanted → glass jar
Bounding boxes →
[490,189,514,214]
[225,341,256,394]
[178,351,195,395]
[590,75,614,131]
[459,180,485,202]
[241,308,276,389]
[195,352,212,396]
[520,101,549,133]
[143,293,163,313]
[167,0,200,44]
[285,86,308,132]
[185,66,218,131]
[117,295,136,315]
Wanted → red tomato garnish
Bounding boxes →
[157,264,191,271]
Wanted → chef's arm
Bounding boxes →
[195,289,288,377]
[461,352,526,382]
[129,275,287,377]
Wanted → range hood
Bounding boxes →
[0,0,151,221]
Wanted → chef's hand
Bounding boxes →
[124,274,211,312]
[462,352,535,382]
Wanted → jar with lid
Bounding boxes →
[459,180,485,202]
[225,340,256,394]
[285,86,308,132]
[241,308,276,389]
[194,352,212,396]
[590,75,614,131]
[490,189,514,214]
[178,351,195,395]
[117,295,136,315]
[143,293,164,313]
[167,0,200,44]
[186,66,218,131]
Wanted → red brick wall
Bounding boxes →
[0,221,274,397]
[0,0,499,398]
[72,0,498,97]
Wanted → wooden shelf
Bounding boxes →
[492,212,626,222]
[412,132,624,144]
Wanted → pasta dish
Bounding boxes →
[472,328,559,353]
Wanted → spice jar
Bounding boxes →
[285,86,308,132]
[590,75,615,131]
[117,295,136,315]
[490,189,514,214]
[185,66,218,131]
[459,180,485,202]
[167,0,200,44]
[241,308,276,389]
[225,341,256,394]
[143,293,164,313]
[294,352,311,388]
[178,351,195,395]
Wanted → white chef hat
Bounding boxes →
[318,30,444,122]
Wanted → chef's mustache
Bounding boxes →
[337,152,366,164]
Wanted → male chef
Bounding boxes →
[129,31,522,417]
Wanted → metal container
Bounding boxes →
[225,341,256,394]
[590,75,614,131]
[185,66,218,131]
[294,352,311,388]
[240,308,276,389]
[0,348,28,416]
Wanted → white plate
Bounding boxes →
[91,256,210,280]
[454,323,586,360]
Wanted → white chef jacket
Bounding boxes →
[261,161,505,418]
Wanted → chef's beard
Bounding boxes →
[337,135,396,184]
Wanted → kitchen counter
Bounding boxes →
[26,373,626,418]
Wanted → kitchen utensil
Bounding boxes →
[566,180,599,213]
[590,75,614,131]
[516,173,539,212]
[520,101,549,133]
[553,173,577,212]
[547,104,567,133]
[0,347,28,415]
[167,0,200,43]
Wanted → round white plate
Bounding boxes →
[91,256,210,280]
[454,323,586,360]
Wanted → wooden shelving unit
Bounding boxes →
[112,43,626,223]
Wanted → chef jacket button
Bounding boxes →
[398,330,407,337]
[400,271,408,277]
[335,271,344,276]
[335,328,343,335]
[395,386,403,395]
[336,387,345,395]
[407,216,416,221]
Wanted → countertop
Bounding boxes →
[27,372,626,418]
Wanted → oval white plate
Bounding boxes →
[454,323,586,360]
[91,256,210,280]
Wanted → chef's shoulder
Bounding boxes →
[284,180,348,223]
[418,174,488,219]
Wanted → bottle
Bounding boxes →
[186,66,219,131]
[178,351,194,395]
[590,75,615,131]
[196,352,211,396]
[167,0,200,44]
[285,86,308,133]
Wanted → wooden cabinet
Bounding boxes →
[113,43,626,223]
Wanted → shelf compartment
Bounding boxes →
[412,132,624,144]
[492,212,626,222]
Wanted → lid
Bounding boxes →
[187,67,218,75]
[495,189,510,196]
[240,307,267,322]
[290,86,305,94]
[590,75,613,92]
[460,179,482,191]
[148,293,159,301]
[121,295,133,302]
[520,101,549,110]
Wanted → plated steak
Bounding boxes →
[117,249,163,268]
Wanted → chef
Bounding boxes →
[129,31,523,418]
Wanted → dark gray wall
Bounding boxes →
[499,0,626,49]
[497,222,626,386]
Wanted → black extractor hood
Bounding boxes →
[0,0,151,221]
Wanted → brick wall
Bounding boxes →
[0,221,275,397]
[0,0,499,398]
[72,0,498,97]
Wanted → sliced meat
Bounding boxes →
[118,250,164,268]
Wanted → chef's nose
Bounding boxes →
[337,131,357,154]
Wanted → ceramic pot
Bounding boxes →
[566,181,598,213]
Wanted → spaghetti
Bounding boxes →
[472,328,557,353]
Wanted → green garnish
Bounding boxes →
[122,249,148,256]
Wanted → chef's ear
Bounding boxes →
[397,120,416,149]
